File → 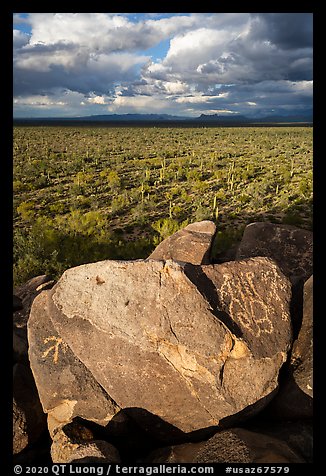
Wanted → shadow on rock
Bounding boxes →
[75,408,222,463]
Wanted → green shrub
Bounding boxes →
[194,204,212,222]
[49,202,66,214]
[298,176,312,197]
[13,180,26,193]
[111,193,129,213]
[282,210,303,226]
[152,218,187,241]
[211,227,245,259]
[107,170,121,190]
[16,201,35,222]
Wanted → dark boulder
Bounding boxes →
[146,427,305,463]
[13,363,47,454]
[236,222,312,284]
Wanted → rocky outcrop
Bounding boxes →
[29,257,292,436]
[236,222,313,284]
[65,441,120,463]
[16,221,313,463]
[148,220,216,264]
[13,276,56,462]
[146,427,305,463]
[13,363,47,454]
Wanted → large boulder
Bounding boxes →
[235,222,313,284]
[29,257,292,437]
[149,220,216,264]
[28,291,120,436]
[146,427,305,463]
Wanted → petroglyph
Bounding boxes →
[42,336,68,364]
[197,258,292,359]
[29,254,293,434]
[215,262,289,339]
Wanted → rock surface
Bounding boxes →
[29,257,292,435]
[50,420,120,463]
[14,275,55,328]
[263,275,313,419]
[17,221,314,463]
[147,427,305,463]
[28,291,120,436]
[67,441,121,463]
[13,328,29,364]
[148,220,216,264]
[292,275,313,398]
[13,295,23,311]
[13,363,47,454]
[246,420,313,463]
[185,258,292,359]
[236,222,313,283]
[14,275,55,363]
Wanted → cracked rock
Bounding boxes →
[29,257,292,436]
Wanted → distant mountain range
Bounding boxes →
[197,112,313,123]
[13,111,313,125]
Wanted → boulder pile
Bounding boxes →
[13,221,313,464]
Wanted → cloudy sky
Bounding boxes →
[13,13,313,118]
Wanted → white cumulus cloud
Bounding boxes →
[13,13,313,118]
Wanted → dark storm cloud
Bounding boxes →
[143,14,312,86]
[250,13,313,50]
[168,79,312,117]
[13,58,144,97]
